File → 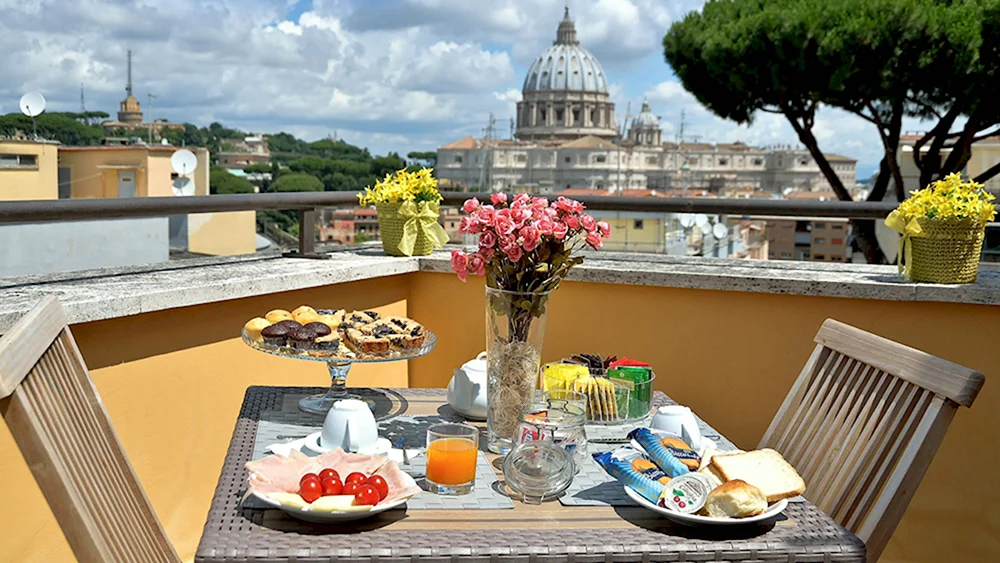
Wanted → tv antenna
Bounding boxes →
[19,92,46,139]
[147,93,158,144]
[170,149,198,196]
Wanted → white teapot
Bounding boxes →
[447,352,488,420]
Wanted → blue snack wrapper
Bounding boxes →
[592,451,665,504]
[628,427,691,477]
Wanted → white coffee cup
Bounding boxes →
[650,405,702,449]
[320,399,379,453]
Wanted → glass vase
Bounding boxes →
[485,286,551,454]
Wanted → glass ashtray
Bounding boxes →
[502,441,575,504]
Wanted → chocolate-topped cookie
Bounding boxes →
[260,324,290,346]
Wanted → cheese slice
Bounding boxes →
[267,492,310,510]
[310,495,373,512]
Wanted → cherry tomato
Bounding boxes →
[345,472,367,485]
[342,481,362,496]
[367,475,389,501]
[299,479,322,503]
[354,484,380,506]
[321,477,343,496]
[319,468,340,482]
[299,473,320,486]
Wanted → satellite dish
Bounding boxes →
[161,138,170,146]
[170,149,198,175]
[713,223,729,239]
[700,223,713,236]
[678,214,695,228]
[695,214,710,227]
[19,92,46,117]
[172,177,196,196]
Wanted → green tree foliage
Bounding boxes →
[370,152,406,178]
[407,151,437,167]
[272,173,323,192]
[326,172,361,192]
[209,166,255,194]
[663,0,1000,263]
[0,112,105,145]
[243,163,272,174]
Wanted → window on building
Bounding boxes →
[814,222,826,229]
[594,154,607,163]
[0,154,38,168]
[634,220,644,230]
[572,109,581,124]
[832,224,844,231]
[718,158,728,166]
[688,157,698,165]
[455,155,463,164]
[646,156,657,165]
[831,237,844,245]
[753,158,763,166]
[830,255,843,262]
[814,254,826,260]
[556,109,564,122]
[514,154,527,163]
[590,110,596,124]
[800,158,809,165]
[780,252,793,259]
[814,237,826,245]
[564,156,571,164]
[540,109,547,122]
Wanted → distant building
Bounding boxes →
[218,134,271,169]
[0,140,60,200]
[319,209,380,245]
[766,218,851,262]
[436,8,857,195]
[101,50,183,138]
[899,134,1000,194]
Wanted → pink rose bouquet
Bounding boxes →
[450,193,610,291]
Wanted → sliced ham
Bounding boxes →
[376,461,421,504]
[314,448,389,475]
[246,453,307,494]
[246,448,398,498]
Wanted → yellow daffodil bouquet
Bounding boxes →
[885,173,996,283]
[358,168,448,257]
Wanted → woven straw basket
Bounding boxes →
[908,219,984,284]
[375,202,437,257]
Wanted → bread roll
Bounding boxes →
[703,479,767,518]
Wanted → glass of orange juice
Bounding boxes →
[425,422,479,495]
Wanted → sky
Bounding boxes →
[0,0,925,179]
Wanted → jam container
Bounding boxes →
[657,473,711,514]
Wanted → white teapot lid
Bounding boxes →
[462,351,488,372]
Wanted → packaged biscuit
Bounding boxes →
[655,435,700,470]
[609,446,670,485]
[593,450,666,504]
[629,427,691,478]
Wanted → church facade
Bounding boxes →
[436,8,857,195]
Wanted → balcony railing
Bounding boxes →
[0,191,900,258]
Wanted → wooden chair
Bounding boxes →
[760,319,984,561]
[0,297,180,562]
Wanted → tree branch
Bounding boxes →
[865,101,906,199]
[974,161,1000,184]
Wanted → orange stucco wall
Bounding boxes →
[0,271,997,562]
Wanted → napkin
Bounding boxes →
[264,438,422,465]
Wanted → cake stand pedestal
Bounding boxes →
[242,330,437,415]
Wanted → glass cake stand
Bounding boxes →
[241,328,436,415]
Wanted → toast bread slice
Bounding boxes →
[709,448,805,503]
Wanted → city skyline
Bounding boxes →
[0,0,939,179]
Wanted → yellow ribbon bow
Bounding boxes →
[397,200,449,256]
[885,210,923,279]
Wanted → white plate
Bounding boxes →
[623,485,788,526]
[303,432,392,456]
[251,490,409,523]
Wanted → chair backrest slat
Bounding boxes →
[759,318,984,562]
[0,297,180,563]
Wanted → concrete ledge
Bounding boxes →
[1,244,998,331]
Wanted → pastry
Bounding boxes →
[243,318,270,342]
[343,327,391,354]
[702,479,767,518]
[709,449,806,503]
[361,316,427,349]
[314,332,341,351]
[275,320,303,331]
[294,311,321,325]
[303,322,332,337]
[316,311,344,332]
[288,327,318,350]
[265,309,294,324]
[292,305,317,319]
[341,310,381,330]
[261,324,290,346]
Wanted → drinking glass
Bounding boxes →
[425,422,479,495]
[513,396,587,471]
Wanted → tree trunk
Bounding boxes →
[784,109,887,264]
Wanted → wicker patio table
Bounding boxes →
[196,386,865,563]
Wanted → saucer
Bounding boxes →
[304,432,392,456]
